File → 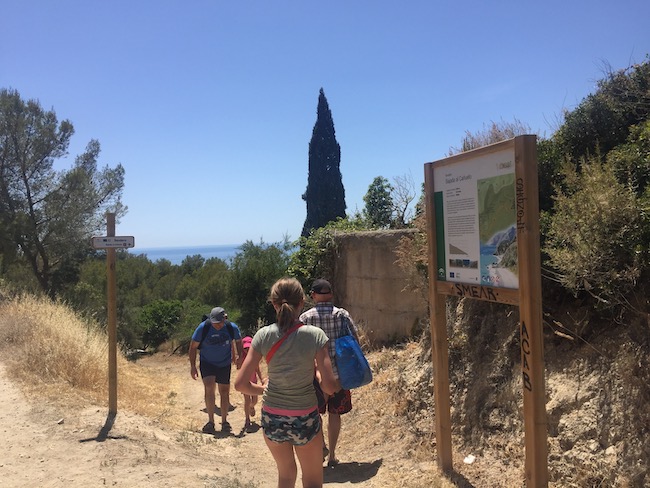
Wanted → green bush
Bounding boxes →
[543,159,646,308]
[228,239,292,330]
[287,218,368,290]
[138,299,183,350]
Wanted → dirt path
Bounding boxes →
[0,355,392,487]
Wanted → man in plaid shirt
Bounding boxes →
[300,279,359,467]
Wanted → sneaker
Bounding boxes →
[202,421,216,434]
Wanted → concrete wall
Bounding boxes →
[330,229,429,345]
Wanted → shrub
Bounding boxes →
[138,299,183,350]
[287,218,368,289]
[543,159,646,309]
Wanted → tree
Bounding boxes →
[228,239,292,331]
[363,176,394,228]
[0,89,125,296]
[138,299,183,350]
[301,88,346,237]
[554,60,650,164]
[391,172,417,228]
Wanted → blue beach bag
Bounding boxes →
[334,315,373,390]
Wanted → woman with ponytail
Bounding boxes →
[235,277,338,488]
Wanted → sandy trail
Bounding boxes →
[0,355,387,488]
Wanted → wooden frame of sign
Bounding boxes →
[423,135,547,486]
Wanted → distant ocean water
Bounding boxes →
[128,244,242,265]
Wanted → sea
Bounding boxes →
[128,244,242,265]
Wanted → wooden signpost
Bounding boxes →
[424,135,547,486]
[90,213,135,415]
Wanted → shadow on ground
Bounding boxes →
[79,412,127,443]
[323,459,382,484]
[448,470,476,487]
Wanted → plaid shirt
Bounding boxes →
[299,301,357,378]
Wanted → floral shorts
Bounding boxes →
[262,408,321,446]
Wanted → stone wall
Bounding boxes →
[330,229,429,345]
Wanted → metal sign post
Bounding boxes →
[90,216,135,415]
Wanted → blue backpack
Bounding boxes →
[198,319,235,349]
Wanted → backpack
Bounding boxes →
[198,319,235,349]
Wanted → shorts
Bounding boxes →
[200,362,231,385]
[262,408,322,446]
[313,378,352,415]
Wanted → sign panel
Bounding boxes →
[432,146,518,289]
[91,236,135,249]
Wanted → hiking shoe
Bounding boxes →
[202,421,216,434]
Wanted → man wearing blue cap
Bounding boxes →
[189,306,243,434]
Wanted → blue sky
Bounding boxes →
[2,1,649,248]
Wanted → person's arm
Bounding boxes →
[315,344,339,395]
[189,341,200,380]
[235,347,266,396]
[234,339,244,369]
[255,363,264,383]
[346,313,360,342]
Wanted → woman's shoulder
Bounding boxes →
[253,323,280,340]
[251,324,279,352]
[298,324,327,338]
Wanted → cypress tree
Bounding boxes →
[301,88,346,237]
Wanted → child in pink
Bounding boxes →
[241,336,263,432]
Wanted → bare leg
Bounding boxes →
[264,436,298,488]
[244,395,251,426]
[250,394,258,416]
[327,412,341,463]
[202,377,216,424]
[294,429,325,488]
[218,383,230,426]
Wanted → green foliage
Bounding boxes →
[543,160,647,308]
[192,257,230,306]
[363,176,394,228]
[537,137,568,214]
[554,60,650,164]
[301,88,346,237]
[539,59,650,320]
[607,120,650,198]
[288,218,367,290]
[65,252,230,349]
[138,299,183,350]
[0,89,125,297]
[227,239,292,331]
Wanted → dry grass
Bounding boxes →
[0,293,178,421]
